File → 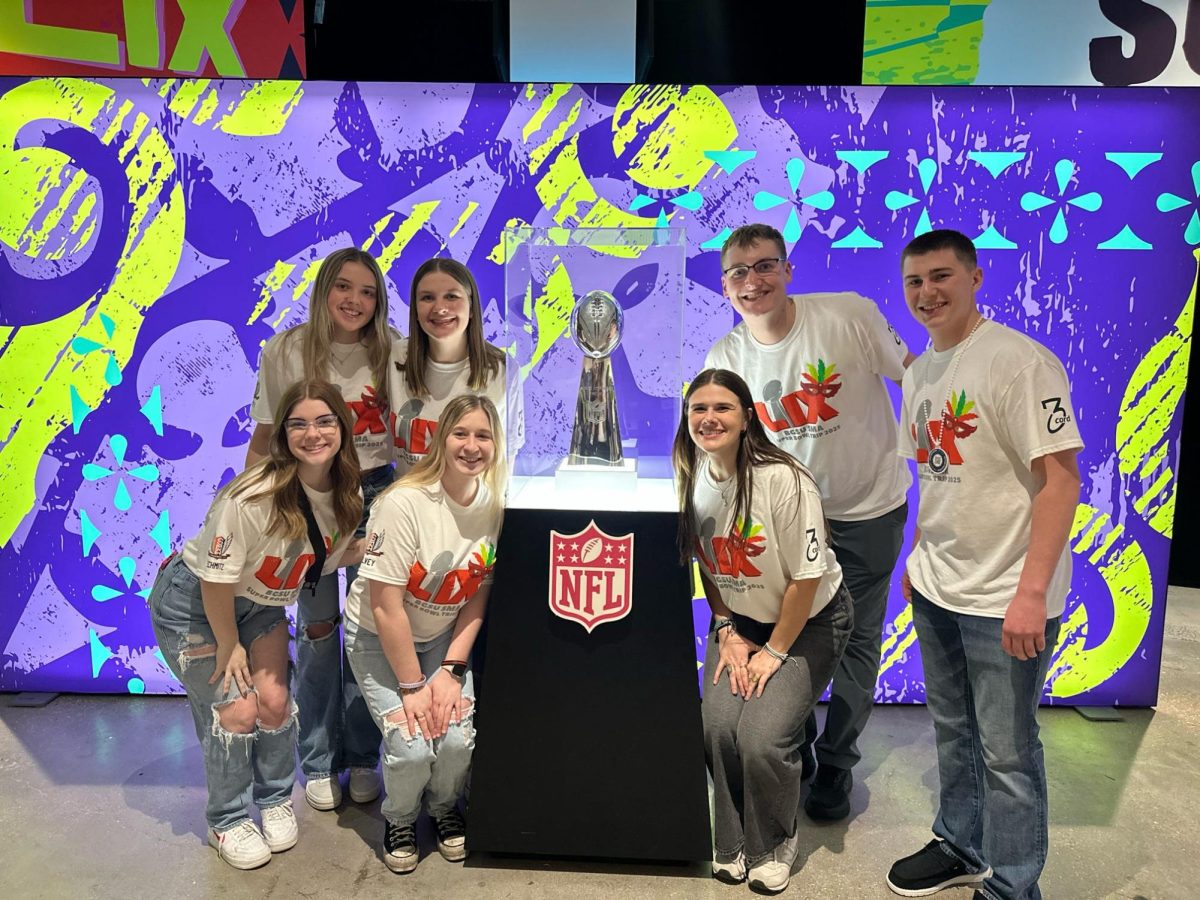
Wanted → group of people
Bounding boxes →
[147,223,1081,900]
[685,225,1081,900]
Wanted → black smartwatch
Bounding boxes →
[442,660,468,680]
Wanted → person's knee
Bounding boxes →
[255,689,293,731]
[381,709,431,758]
[301,620,337,642]
[215,695,259,734]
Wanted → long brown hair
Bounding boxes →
[382,394,507,516]
[282,248,392,410]
[224,380,363,541]
[400,257,503,398]
[672,368,810,564]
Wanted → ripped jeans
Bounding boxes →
[344,619,475,827]
[149,556,296,832]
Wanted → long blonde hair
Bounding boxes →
[383,394,507,515]
[399,257,503,398]
[284,248,392,409]
[223,380,363,540]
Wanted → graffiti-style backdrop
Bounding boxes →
[1,78,1196,704]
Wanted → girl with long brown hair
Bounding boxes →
[246,247,395,811]
[674,368,853,894]
[150,380,363,870]
[345,395,506,874]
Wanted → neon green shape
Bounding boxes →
[862,1,994,85]
[0,7,119,65]
[170,0,246,77]
[124,0,164,69]
[217,82,305,136]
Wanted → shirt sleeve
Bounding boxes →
[996,356,1085,468]
[357,491,419,590]
[770,469,830,582]
[194,493,253,584]
[858,294,909,381]
[897,370,917,460]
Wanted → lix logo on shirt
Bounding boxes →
[696,515,766,578]
[348,385,388,436]
[914,390,979,472]
[406,542,496,606]
[756,360,842,432]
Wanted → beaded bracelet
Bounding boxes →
[397,674,427,691]
[762,642,788,663]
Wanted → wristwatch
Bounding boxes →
[441,660,468,681]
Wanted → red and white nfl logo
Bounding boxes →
[548,520,634,633]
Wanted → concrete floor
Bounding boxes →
[3,588,1198,900]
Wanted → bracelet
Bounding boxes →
[762,642,788,662]
[714,616,736,636]
[397,674,427,691]
[442,658,468,667]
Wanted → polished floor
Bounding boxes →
[3,587,1197,900]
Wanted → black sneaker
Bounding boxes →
[886,839,991,896]
[804,764,852,821]
[433,808,468,862]
[383,821,418,873]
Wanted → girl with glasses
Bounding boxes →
[150,380,363,869]
[674,368,853,894]
[246,247,396,812]
[344,395,506,874]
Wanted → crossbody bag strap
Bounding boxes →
[297,490,327,595]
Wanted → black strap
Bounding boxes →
[297,490,327,596]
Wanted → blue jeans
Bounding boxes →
[911,589,1061,900]
[296,464,392,778]
[149,556,295,832]
[344,620,475,827]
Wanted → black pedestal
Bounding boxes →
[469,507,711,861]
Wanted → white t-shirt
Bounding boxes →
[251,328,393,470]
[693,459,843,625]
[706,292,911,521]
[899,319,1084,618]
[345,481,502,641]
[387,338,521,476]
[181,477,355,607]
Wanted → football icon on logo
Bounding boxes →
[579,537,603,563]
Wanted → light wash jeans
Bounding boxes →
[911,589,1062,900]
[295,464,392,778]
[704,585,854,864]
[149,556,295,832]
[344,619,475,827]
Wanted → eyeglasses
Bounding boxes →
[722,257,787,282]
[284,415,340,434]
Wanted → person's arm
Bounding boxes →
[745,576,819,698]
[428,585,491,736]
[699,567,759,699]
[369,580,432,737]
[337,537,367,570]
[199,580,252,696]
[901,350,917,369]
[1002,448,1080,660]
[245,423,273,468]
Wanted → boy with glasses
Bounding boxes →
[705,223,914,822]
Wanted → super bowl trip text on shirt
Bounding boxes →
[344,481,502,642]
[898,320,1084,618]
[705,292,911,521]
[180,482,355,606]
[251,331,394,470]
[692,459,843,625]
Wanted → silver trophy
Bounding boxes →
[568,290,624,466]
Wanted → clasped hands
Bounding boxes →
[713,630,782,700]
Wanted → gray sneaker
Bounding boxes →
[747,821,801,894]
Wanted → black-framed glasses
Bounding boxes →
[284,415,340,434]
[722,257,787,281]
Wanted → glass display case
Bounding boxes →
[501,226,685,511]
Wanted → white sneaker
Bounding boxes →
[712,849,746,884]
[304,775,342,811]
[748,825,802,894]
[261,800,298,852]
[348,766,382,803]
[208,820,271,870]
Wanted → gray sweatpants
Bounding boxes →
[803,502,908,769]
[704,586,853,863]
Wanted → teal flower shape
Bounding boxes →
[81,434,160,511]
[885,157,938,237]
[752,157,835,242]
[1155,160,1200,245]
[628,190,703,227]
[1020,159,1102,244]
[70,311,122,386]
[91,555,152,603]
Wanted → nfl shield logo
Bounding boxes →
[548,520,634,633]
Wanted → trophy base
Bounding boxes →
[555,456,638,495]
